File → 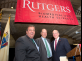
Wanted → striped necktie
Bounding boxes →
[44,38,50,58]
[31,39,35,44]
[31,39,39,51]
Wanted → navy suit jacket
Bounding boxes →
[51,38,73,61]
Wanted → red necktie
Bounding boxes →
[55,39,57,51]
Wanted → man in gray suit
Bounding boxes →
[36,29,52,61]
[15,25,40,61]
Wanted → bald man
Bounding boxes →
[36,29,52,61]
[51,30,73,61]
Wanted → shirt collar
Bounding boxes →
[55,37,59,40]
[26,34,34,40]
[41,36,46,39]
[55,37,60,43]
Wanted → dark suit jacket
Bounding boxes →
[35,37,52,61]
[51,38,73,61]
[15,35,40,61]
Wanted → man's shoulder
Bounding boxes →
[60,38,67,40]
[36,37,50,40]
[36,37,41,40]
[59,38,68,43]
[46,38,50,40]
[16,35,28,41]
[17,35,25,39]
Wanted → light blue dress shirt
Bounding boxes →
[41,37,52,58]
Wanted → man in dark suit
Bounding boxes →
[15,25,40,61]
[36,29,52,61]
[51,30,73,61]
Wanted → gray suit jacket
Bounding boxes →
[35,37,52,61]
[15,35,40,61]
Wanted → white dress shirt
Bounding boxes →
[54,37,60,50]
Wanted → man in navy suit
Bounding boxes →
[51,30,73,61]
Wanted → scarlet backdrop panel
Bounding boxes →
[15,0,79,25]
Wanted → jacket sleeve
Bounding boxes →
[64,38,73,61]
[15,38,27,61]
[64,38,71,53]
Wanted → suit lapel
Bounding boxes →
[40,38,47,51]
[46,39,52,50]
[47,39,50,44]
[25,35,38,51]
[29,38,36,47]
[52,41,55,51]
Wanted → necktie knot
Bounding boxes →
[44,38,46,41]
[55,39,57,41]
[55,39,57,43]
[31,39,33,40]
[31,39,35,43]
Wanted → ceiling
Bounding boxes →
[0,0,81,44]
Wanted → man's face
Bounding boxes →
[41,29,47,38]
[26,27,35,39]
[53,30,59,39]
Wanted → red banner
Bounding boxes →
[15,0,79,25]
[0,31,1,45]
